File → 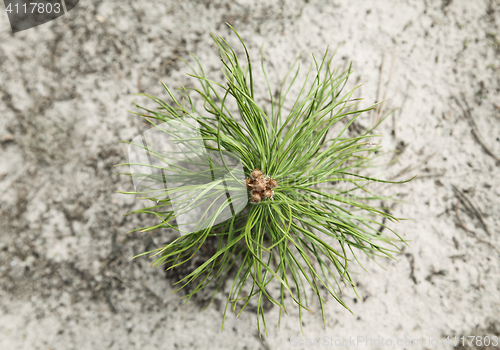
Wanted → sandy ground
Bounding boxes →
[1,0,500,349]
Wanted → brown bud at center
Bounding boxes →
[245,168,278,204]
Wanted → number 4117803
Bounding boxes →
[444,336,499,347]
[5,2,61,14]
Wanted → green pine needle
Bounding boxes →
[118,25,412,335]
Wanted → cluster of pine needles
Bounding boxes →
[118,26,411,335]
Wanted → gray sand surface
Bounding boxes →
[1,1,499,349]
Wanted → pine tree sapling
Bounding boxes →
[118,26,412,335]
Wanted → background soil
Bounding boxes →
[1,0,500,349]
